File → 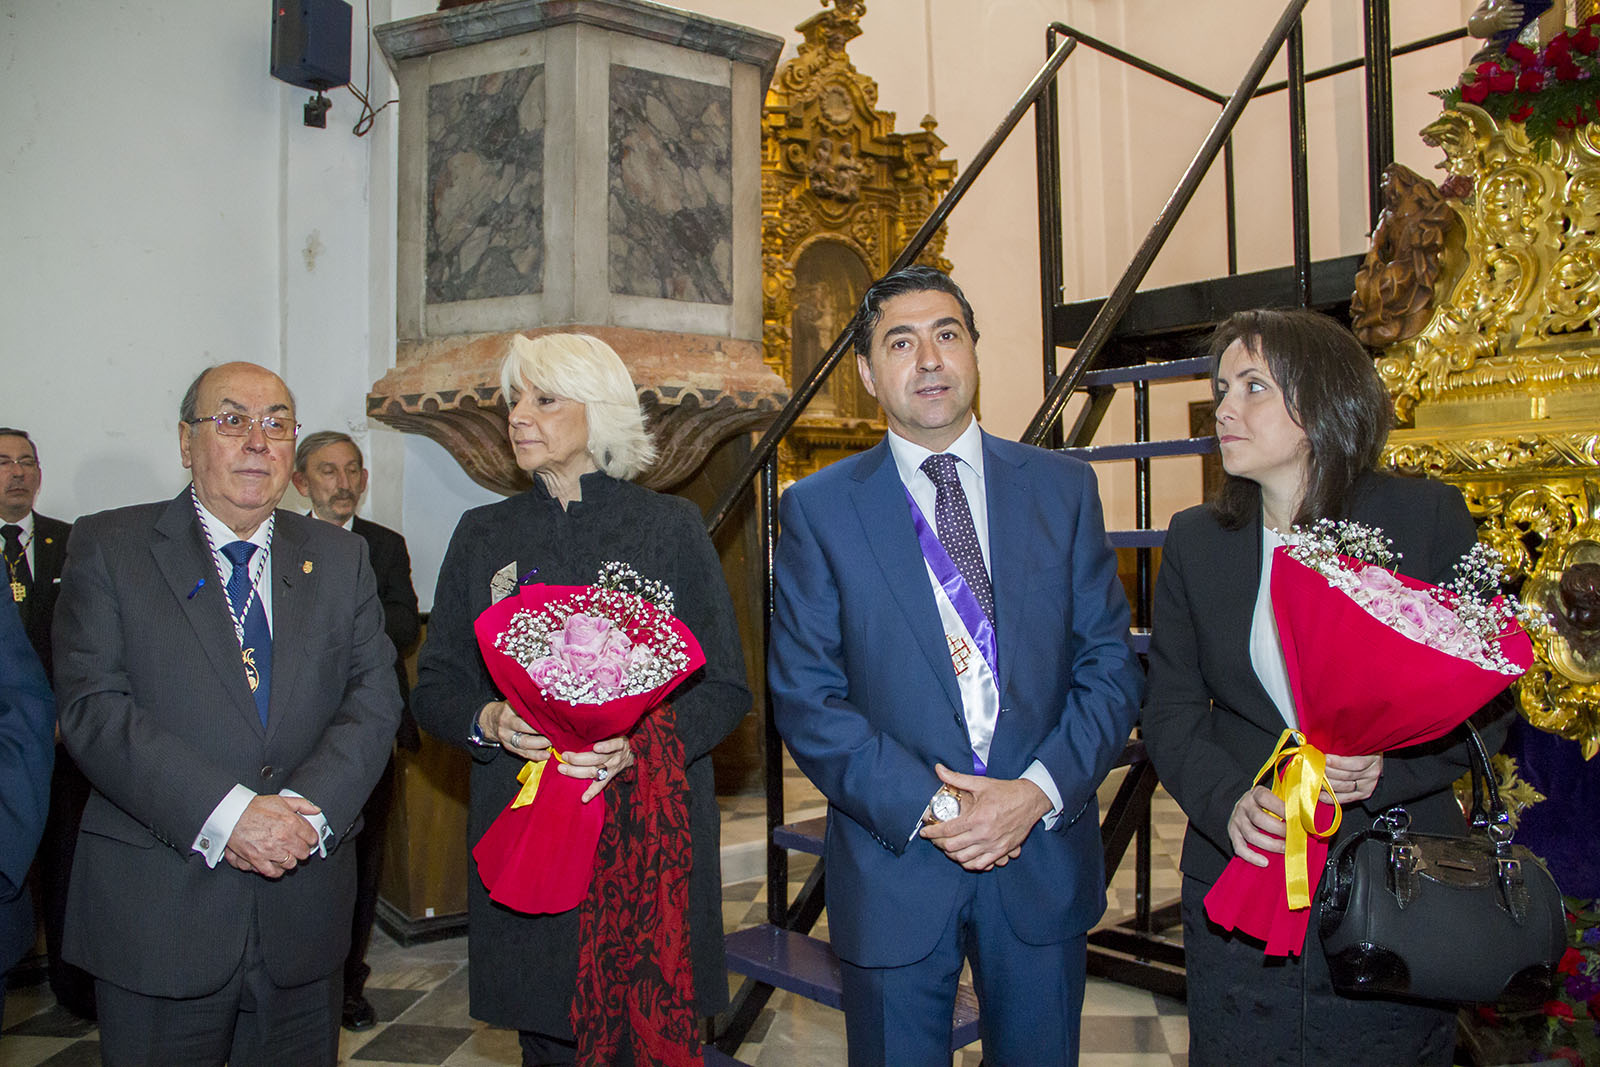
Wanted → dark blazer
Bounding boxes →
[52,491,402,997]
[18,511,69,679]
[351,516,420,715]
[1142,472,1512,887]
[0,593,53,974]
[769,432,1144,968]
[412,473,750,1033]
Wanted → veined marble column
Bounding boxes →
[370,0,787,494]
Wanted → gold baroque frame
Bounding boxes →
[762,0,957,487]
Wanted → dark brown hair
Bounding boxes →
[1206,309,1392,530]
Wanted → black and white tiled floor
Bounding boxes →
[0,764,1191,1066]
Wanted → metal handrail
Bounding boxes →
[703,34,1079,538]
[1022,0,1315,447]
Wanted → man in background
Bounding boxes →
[0,427,92,1019]
[293,429,421,1031]
[54,362,400,1065]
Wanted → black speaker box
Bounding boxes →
[270,0,352,92]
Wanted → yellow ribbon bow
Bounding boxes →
[1253,729,1343,910]
[511,748,566,810]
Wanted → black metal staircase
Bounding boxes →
[700,2,1470,1061]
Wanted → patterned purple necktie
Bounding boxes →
[920,453,994,625]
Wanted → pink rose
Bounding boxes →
[1355,566,1403,595]
[1353,587,1400,622]
[627,644,656,673]
[1392,594,1431,639]
[552,613,616,671]
[589,650,628,694]
[527,656,566,689]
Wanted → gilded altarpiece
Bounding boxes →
[762,1,957,485]
[1356,105,1600,756]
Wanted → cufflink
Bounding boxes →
[199,836,211,850]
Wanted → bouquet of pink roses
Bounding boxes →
[472,563,705,914]
[1204,520,1540,956]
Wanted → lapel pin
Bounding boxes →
[303,560,314,574]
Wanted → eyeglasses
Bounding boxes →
[0,457,38,471]
[186,412,300,441]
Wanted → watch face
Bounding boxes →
[931,791,961,822]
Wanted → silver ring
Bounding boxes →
[512,732,523,746]
[596,766,609,782]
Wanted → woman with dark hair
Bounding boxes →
[413,333,750,1067]
[1141,309,1508,1065]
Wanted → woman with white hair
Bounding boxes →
[413,333,751,1067]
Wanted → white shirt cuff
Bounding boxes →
[281,788,333,857]
[193,784,256,867]
[1021,760,1064,830]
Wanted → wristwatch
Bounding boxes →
[921,784,970,827]
[468,718,501,748]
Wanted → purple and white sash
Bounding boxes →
[906,488,1000,774]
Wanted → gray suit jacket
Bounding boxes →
[53,490,401,997]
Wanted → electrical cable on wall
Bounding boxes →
[346,0,396,137]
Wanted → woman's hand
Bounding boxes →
[560,735,635,803]
[1321,752,1383,805]
[478,701,551,760]
[1227,785,1287,867]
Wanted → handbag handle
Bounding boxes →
[1461,721,1510,838]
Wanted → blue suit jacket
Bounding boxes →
[0,593,54,973]
[770,431,1143,967]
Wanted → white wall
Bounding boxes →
[0,0,1480,605]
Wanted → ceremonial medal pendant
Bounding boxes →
[242,647,260,692]
[9,579,25,603]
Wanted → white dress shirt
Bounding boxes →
[190,499,331,867]
[885,420,1066,831]
[1249,524,1298,730]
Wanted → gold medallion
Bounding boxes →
[242,647,260,692]
[9,580,24,603]
[302,560,313,574]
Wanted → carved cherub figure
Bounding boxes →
[1467,0,1568,61]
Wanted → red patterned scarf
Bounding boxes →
[572,703,702,1067]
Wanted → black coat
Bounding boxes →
[1142,472,1511,889]
[18,512,69,681]
[412,473,750,1034]
[351,516,420,720]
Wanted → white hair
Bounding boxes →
[499,333,657,481]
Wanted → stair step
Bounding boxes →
[1081,356,1211,387]
[1061,437,1216,462]
[724,924,981,1050]
[773,816,827,856]
[1054,253,1364,345]
[1107,529,1165,549]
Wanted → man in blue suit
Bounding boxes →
[770,266,1143,1066]
[0,591,55,1024]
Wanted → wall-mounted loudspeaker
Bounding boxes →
[270,0,352,92]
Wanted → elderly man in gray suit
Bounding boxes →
[53,362,401,1066]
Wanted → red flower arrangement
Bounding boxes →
[1437,15,1600,139]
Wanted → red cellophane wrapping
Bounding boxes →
[470,583,705,914]
[1202,549,1534,956]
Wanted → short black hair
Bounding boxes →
[1206,309,1393,530]
[0,428,36,462]
[849,265,980,357]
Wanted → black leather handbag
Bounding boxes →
[1317,723,1566,1005]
